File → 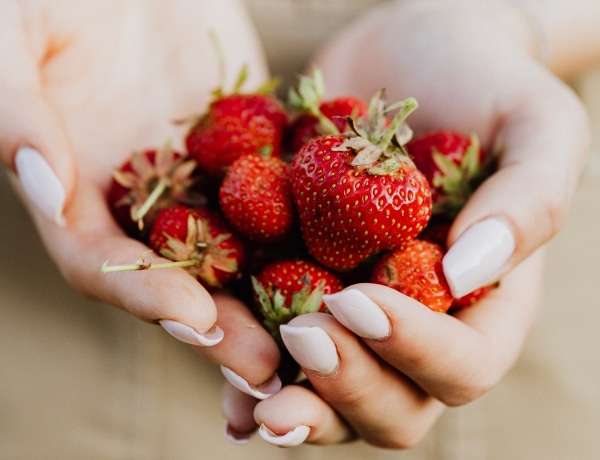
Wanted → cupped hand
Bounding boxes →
[314,0,590,297]
[242,248,545,448]
[0,0,282,372]
[223,0,590,449]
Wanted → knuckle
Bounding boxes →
[437,374,497,407]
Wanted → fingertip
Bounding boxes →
[443,217,515,298]
[220,366,282,400]
[258,424,311,448]
[13,146,67,226]
[221,382,259,445]
[159,319,224,346]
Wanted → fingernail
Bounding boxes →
[220,367,282,400]
[159,319,224,346]
[323,289,391,340]
[14,146,66,226]
[258,424,311,447]
[443,217,515,298]
[224,423,253,445]
[279,325,339,375]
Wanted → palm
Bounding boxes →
[28,0,267,185]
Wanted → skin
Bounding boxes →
[0,0,596,450]
[233,0,595,448]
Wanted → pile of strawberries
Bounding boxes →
[105,69,496,341]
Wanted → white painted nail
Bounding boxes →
[224,423,253,445]
[323,289,391,340]
[443,217,515,298]
[279,325,339,375]
[14,146,66,226]
[259,424,311,447]
[159,319,224,346]
[220,367,282,400]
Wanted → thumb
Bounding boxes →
[0,16,76,225]
[442,75,590,298]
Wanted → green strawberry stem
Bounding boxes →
[377,96,419,150]
[252,275,326,343]
[288,68,340,136]
[101,256,200,273]
[131,176,170,229]
[431,133,496,218]
[334,93,419,175]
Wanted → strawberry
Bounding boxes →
[147,205,245,289]
[289,92,432,271]
[451,282,498,310]
[107,143,203,238]
[406,130,495,218]
[287,69,369,153]
[371,239,453,313]
[252,259,344,340]
[184,68,288,177]
[219,152,296,243]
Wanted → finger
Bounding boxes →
[0,10,76,225]
[278,313,445,449]
[444,70,590,297]
[33,181,224,347]
[201,292,283,399]
[221,382,259,445]
[254,383,356,447]
[325,249,545,406]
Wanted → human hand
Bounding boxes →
[0,0,283,371]
[222,0,591,448]
[314,0,590,297]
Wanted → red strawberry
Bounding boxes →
[148,205,245,289]
[289,92,432,271]
[252,259,344,340]
[287,69,369,153]
[371,239,453,313]
[451,283,498,310]
[406,130,495,218]
[184,70,288,177]
[107,143,203,238]
[419,217,452,250]
[219,152,295,243]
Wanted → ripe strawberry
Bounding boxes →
[287,69,369,153]
[107,143,203,238]
[148,205,245,289]
[252,259,344,340]
[406,130,495,218]
[219,152,295,243]
[289,92,432,271]
[371,239,453,313]
[419,217,452,250]
[184,69,288,177]
[451,282,498,310]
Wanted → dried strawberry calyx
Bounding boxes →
[332,92,419,175]
[252,274,327,341]
[112,142,199,230]
[158,213,239,288]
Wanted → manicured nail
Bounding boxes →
[14,146,66,226]
[258,424,311,447]
[220,367,282,400]
[443,217,515,298]
[159,319,224,346]
[323,289,391,340]
[279,325,339,375]
[224,423,253,445]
